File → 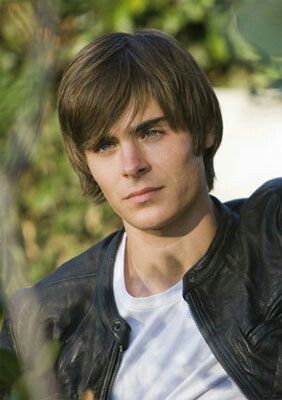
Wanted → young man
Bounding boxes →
[0,29,281,400]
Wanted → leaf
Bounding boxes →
[0,349,21,386]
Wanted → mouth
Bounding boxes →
[124,187,164,203]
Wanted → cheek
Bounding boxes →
[86,163,118,208]
[171,155,205,196]
[173,148,202,179]
[95,178,117,204]
[87,159,109,192]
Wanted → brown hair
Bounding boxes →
[58,29,223,203]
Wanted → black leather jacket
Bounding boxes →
[1,179,282,400]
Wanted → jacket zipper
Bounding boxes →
[186,291,251,400]
[103,343,123,400]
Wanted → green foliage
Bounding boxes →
[0,349,21,386]
[0,0,281,293]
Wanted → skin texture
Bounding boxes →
[85,98,217,296]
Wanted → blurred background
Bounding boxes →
[0,0,281,295]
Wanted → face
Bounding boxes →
[85,98,214,235]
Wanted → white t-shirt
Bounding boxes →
[111,234,244,400]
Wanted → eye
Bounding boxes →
[95,140,116,153]
[142,129,163,140]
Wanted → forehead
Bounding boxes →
[109,98,165,137]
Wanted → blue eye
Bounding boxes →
[143,130,162,139]
[99,144,111,152]
[96,141,115,153]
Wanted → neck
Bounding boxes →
[123,197,218,297]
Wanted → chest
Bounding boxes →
[111,296,242,399]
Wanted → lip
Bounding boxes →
[124,187,163,202]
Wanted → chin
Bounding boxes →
[125,209,176,232]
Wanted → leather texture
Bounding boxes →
[0,178,281,400]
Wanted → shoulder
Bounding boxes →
[9,229,122,309]
[222,178,281,275]
[237,178,282,232]
[224,178,282,223]
[242,177,282,211]
[225,179,282,296]
[36,228,121,288]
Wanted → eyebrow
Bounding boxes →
[104,116,167,141]
[129,116,167,136]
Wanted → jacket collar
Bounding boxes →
[182,196,238,294]
[95,229,131,349]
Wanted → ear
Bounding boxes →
[204,133,215,149]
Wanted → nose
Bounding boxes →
[120,140,150,178]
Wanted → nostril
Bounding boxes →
[122,163,149,177]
